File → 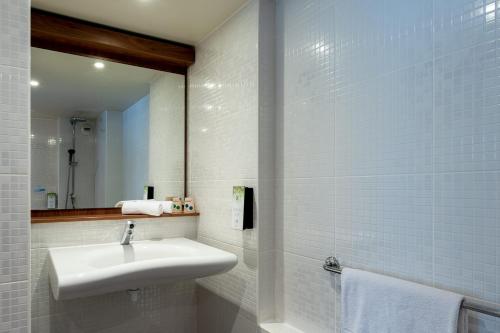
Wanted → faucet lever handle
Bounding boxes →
[121,220,136,245]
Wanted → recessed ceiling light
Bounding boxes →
[94,62,105,69]
[30,80,40,87]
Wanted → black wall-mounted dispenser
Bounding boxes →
[231,186,254,230]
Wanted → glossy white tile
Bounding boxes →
[0,0,29,69]
[0,2,30,331]
[0,175,29,284]
[282,253,334,333]
[283,177,334,260]
[0,281,29,333]
[0,66,29,176]
[188,2,260,328]
[276,0,500,331]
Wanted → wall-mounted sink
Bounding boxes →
[48,238,237,300]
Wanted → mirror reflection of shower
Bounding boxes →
[65,116,87,209]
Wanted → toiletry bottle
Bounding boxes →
[172,198,183,213]
[34,186,46,209]
[184,197,195,212]
[47,192,58,209]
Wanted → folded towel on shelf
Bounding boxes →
[159,201,173,214]
[341,268,465,333]
[114,201,125,208]
[119,200,163,217]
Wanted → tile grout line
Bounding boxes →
[431,0,436,290]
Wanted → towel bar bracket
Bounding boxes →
[323,256,500,319]
[323,256,342,274]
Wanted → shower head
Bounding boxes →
[70,117,87,126]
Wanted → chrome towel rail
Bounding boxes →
[323,256,500,319]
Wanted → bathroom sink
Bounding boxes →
[48,238,237,300]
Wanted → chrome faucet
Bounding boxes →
[120,220,135,245]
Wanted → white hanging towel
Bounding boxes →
[341,268,466,333]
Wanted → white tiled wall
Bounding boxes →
[0,1,30,332]
[30,217,198,333]
[274,1,335,331]
[149,73,185,199]
[276,0,500,332]
[94,112,122,208]
[122,96,149,201]
[187,0,260,331]
[257,0,277,324]
[30,118,59,209]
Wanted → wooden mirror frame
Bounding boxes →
[31,8,195,74]
[31,8,194,222]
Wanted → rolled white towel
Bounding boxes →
[121,200,163,216]
[159,201,173,214]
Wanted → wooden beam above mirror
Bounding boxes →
[31,8,195,75]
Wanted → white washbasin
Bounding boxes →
[48,238,237,300]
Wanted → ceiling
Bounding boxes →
[31,0,249,45]
[31,47,165,118]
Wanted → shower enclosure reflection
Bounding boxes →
[65,116,88,209]
[30,47,185,210]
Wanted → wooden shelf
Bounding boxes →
[31,208,199,223]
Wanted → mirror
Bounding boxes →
[30,47,185,210]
